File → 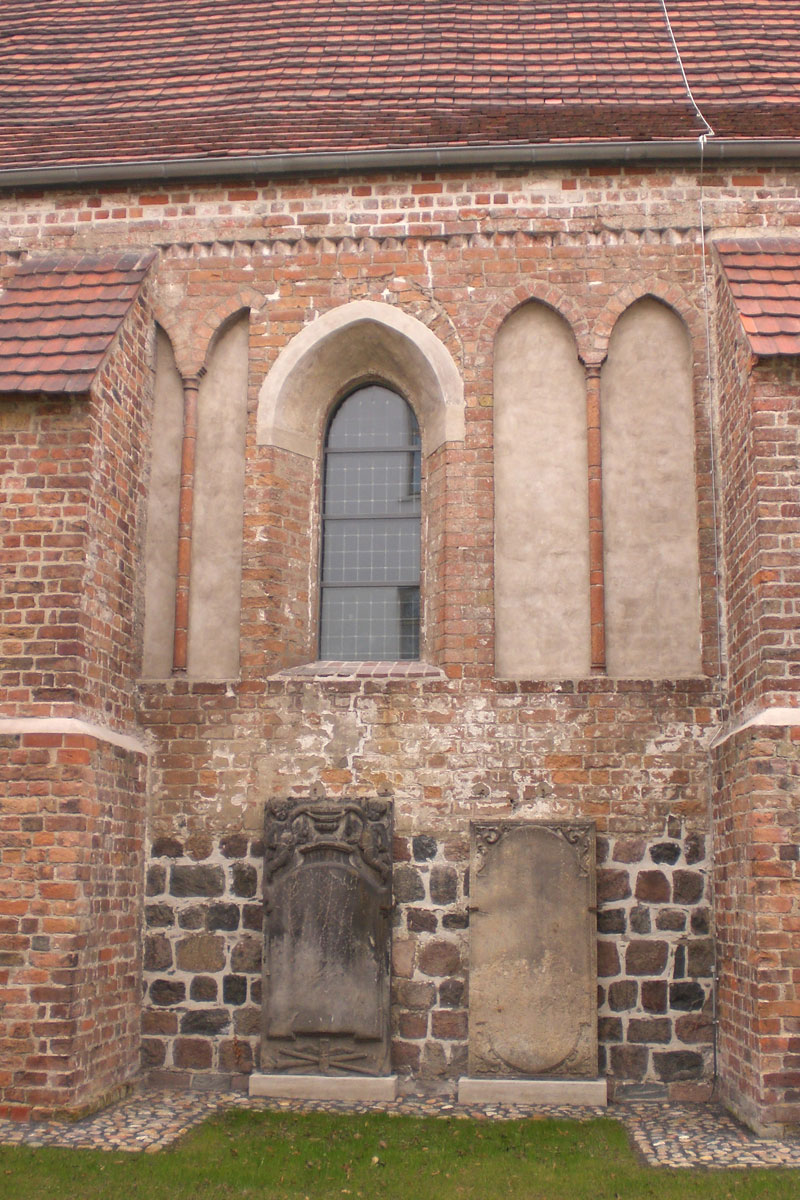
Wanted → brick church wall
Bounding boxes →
[0,286,154,1117]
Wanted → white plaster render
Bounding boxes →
[710,706,800,748]
[142,327,183,678]
[494,301,591,679]
[601,297,702,678]
[0,717,149,755]
[256,300,465,457]
[188,314,249,679]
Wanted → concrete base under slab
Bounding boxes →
[248,1074,399,1102]
[457,1077,608,1106]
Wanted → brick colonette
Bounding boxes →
[0,164,798,1135]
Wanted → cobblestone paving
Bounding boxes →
[1,1089,799,1169]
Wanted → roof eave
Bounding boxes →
[2,137,800,189]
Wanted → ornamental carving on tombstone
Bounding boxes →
[260,797,393,1076]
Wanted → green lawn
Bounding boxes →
[2,1109,798,1199]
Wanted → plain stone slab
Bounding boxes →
[249,1074,399,1101]
[457,1077,607,1106]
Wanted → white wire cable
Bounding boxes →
[659,0,716,137]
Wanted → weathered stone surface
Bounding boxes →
[176,933,225,972]
[626,940,668,975]
[231,862,257,897]
[144,934,172,971]
[656,908,686,931]
[394,980,435,1010]
[675,1013,714,1043]
[223,975,248,1005]
[393,865,425,902]
[142,1010,178,1034]
[186,833,213,860]
[597,868,630,901]
[430,866,458,904]
[628,1017,671,1043]
[608,980,637,1011]
[174,1038,212,1069]
[181,1009,230,1035]
[596,941,620,977]
[178,905,205,930]
[220,834,249,858]
[219,1038,253,1073]
[419,940,461,977]
[442,910,469,930]
[673,870,704,904]
[150,978,185,1006]
[208,902,239,931]
[629,904,651,934]
[152,836,182,858]
[468,820,597,1078]
[145,903,174,928]
[261,797,393,1077]
[146,864,166,896]
[610,1044,647,1079]
[231,937,262,973]
[190,976,217,1002]
[611,839,646,864]
[141,1039,166,1067]
[687,938,714,977]
[438,978,465,1007]
[407,908,437,932]
[650,842,681,865]
[171,864,225,897]
[653,1050,704,1081]
[242,904,263,931]
[412,835,437,861]
[597,908,626,934]
[684,833,705,865]
[635,870,670,902]
[641,980,667,1013]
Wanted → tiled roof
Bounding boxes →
[716,240,800,357]
[0,251,156,393]
[1,2,800,173]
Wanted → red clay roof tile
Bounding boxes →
[1,2,800,173]
[717,239,800,357]
[0,250,156,394]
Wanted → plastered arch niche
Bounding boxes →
[601,297,702,677]
[142,313,249,679]
[256,301,464,457]
[494,301,591,678]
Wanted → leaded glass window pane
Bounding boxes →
[320,385,421,660]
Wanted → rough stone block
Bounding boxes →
[176,934,225,972]
[653,1050,704,1081]
[150,978,185,1006]
[626,940,668,976]
[170,864,225,897]
[430,866,458,904]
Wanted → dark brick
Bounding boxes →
[176,934,225,972]
[626,940,668,975]
[181,1008,230,1035]
[394,865,425,902]
[220,834,249,858]
[231,863,257,898]
[608,980,637,1011]
[629,904,651,934]
[190,975,218,1002]
[650,842,681,865]
[610,1044,648,1080]
[673,870,704,904]
[641,979,667,1013]
[675,1013,714,1044]
[144,934,172,971]
[653,1050,704,1081]
[690,907,711,935]
[219,1039,253,1073]
[597,908,626,934]
[174,1038,212,1069]
[597,869,630,902]
[170,864,225,897]
[635,870,670,902]
[628,1018,672,1043]
[178,905,205,930]
[150,978,185,1006]
[145,903,174,927]
[407,908,437,932]
[146,864,166,896]
[687,939,715,978]
[223,975,248,1005]
[419,940,461,977]
[431,1010,467,1039]
[430,866,458,904]
[398,1012,428,1039]
[438,978,465,1007]
[140,1038,165,1067]
[442,911,469,930]
[412,835,437,861]
[684,833,706,865]
[152,836,183,858]
[394,980,436,1010]
[598,1017,623,1042]
[208,903,240,931]
[231,937,262,973]
[656,908,686,931]
[242,904,264,931]
[670,981,705,1011]
[597,941,620,977]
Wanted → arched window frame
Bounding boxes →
[318,383,422,662]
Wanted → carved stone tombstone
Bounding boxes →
[260,797,393,1078]
[468,820,598,1080]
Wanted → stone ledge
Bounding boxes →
[457,1077,607,1106]
[272,661,446,680]
[248,1074,400,1101]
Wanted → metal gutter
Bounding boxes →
[1,138,800,188]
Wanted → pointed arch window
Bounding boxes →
[320,385,421,660]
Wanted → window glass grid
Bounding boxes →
[320,385,421,660]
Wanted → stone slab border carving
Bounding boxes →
[256,300,465,457]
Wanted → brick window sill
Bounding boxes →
[273,661,445,680]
